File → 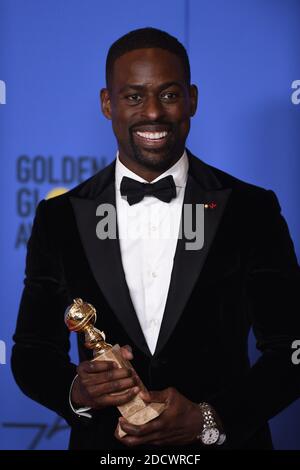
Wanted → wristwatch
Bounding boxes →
[196,402,226,446]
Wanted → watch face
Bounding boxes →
[201,427,220,445]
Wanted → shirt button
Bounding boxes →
[152,272,157,278]
[151,226,157,231]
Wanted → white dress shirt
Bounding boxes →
[115,150,188,355]
[70,150,188,416]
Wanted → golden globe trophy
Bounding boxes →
[65,298,166,437]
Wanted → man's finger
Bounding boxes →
[140,389,169,404]
[118,415,163,437]
[96,386,140,408]
[121,345,133,360]
[88,375,138,397]
[81,367,134,386]
[78,360,118,374]
[117,428,177,447]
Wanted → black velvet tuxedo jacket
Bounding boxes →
[12,151,300,450]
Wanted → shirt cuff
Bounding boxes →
[69,374,92,418]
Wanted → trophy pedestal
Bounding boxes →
[93,344,166,437]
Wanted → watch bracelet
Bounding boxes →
[196,401,226,445]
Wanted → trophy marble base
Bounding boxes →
[93,344,166,438]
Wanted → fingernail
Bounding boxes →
[133,386,140,393]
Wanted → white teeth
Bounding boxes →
[136,131,168,140]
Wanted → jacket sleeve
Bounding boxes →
[11,199,85,427]
[209,190,300,447]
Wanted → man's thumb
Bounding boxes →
[140,389,168,403]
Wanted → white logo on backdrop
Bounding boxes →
[0,340,6,365]
[0,80,6,104]
[291,80,300,105]
[291,339,300,365]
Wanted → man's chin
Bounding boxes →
[132,147,179,172]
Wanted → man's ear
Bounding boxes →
[100,88,112,120]
[189,84,198,117]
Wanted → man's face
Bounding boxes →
[101,48,198,173]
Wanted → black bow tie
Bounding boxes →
[120,175,177,206]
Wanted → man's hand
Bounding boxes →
[114,387,203,447]
[72,345,140,410]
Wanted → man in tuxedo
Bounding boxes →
[12,27,300,450]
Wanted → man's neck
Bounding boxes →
[118,152,184,182]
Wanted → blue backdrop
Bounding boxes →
[0,0,299,450]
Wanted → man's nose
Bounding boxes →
[141,95,165,121]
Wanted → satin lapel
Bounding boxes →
[154,172,232,357]
[70,182,151,357]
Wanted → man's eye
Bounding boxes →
[161,92,178,101]
[126,94,142,102]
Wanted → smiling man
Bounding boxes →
[101,45,197,180]
[12,28,300,450]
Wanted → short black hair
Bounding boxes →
[105,27,191,88]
